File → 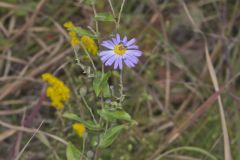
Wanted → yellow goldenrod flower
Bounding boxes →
[72,123,86,137]
[71,36,80,46]
[64,21,75,29]
[64,22,98,52]
[69,31,77,37]
[41,73,70,109]
[81,35,98,55]
[68,32,80,46]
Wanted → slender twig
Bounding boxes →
[165,59,171,114]
[14,121,45,160]
[0,107,31,116]
[154,146,218,160]
[24,86,46,127]
[73,46,85,70]
[80,94,97,124]
[116,0,126,30]
[3,50,12,77]
[0,120,68,145]
[107,0,116,18]
[80,42,97,71]
[0,2,17,9]
[11,0,48,40]
[81,136,86,160]
[92,5,99,38]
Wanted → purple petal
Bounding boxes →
[124,59,135,68]
[126,38,136,46]
[127,45,139,49]
[112,38,118,45]
[101,40,114,48]
[118,57,123,70]
[105,55,117,66]
[122,36,127,45]
[124,54,139,64]
[101,54,113,61]
[101,41,114,49]
[125,50,142,57]
[114,57,120,69]
[99,50,114,57]
[116,34,121,44]
[100,51,115,63]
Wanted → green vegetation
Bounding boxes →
[0,0,240,160]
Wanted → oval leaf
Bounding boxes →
[66,143,81,160]
[97,109,132,122]
[93,71,111,97]
[99,125,126,148]
[94,13,115,22]
[69,27,96,38]
[63,113,101,131]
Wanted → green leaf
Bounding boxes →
[102,80,111,97]
[66,143,81,160]
[69,27,96,38]
[97,109,132,122]
[63,113,101,131]
[90,136,99,147]
[36,133,51,149]
[93,72,111,97]
[93,72,101,96]
[94,13,115,22]
[99,125,126,148]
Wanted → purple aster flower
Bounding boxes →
[99,34,142,70]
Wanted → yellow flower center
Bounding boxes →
[114,44,126,55]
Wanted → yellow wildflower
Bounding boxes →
[41,73,70,109]
[63,22,98,52]
[69,31,77,37]
[81,35,98,55]
[64,21,75,29]
[68,32,80,46]
[72,123,86,137]
[71,36,80,46]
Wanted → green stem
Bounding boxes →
[80,43,97,71]
[116,0,126,30]
[80,136,86,160]
[92,4,99,40]
[80,94,97,124]
[108,0,116,18]
[73,47,85,70]
[119,69,124,104]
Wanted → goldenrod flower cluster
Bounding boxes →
[63,21,98,55]
[64,21,80,46]
[41,73,70,109]
[69,32,80,46]
[72,123,86,137]
[81,35,98,55]
[63,21,75,29]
